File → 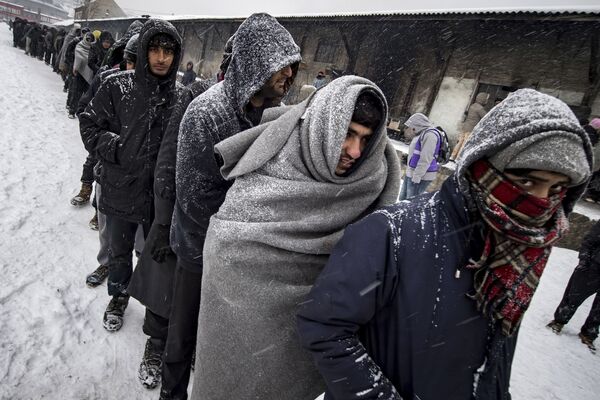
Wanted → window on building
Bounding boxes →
[314,39,338,63]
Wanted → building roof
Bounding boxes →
[76,6,600,24]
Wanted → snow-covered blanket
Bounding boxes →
[191,75,400,399]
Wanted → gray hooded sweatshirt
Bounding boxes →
[405,113,438,183]
[170,13,302,271]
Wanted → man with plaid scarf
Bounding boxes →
[297,88,593,400]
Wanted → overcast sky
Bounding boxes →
[114,0,600,17]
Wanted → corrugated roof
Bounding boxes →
[76,7,600,23]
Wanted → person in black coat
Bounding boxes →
[64,29,85,115]
[547,219,600,352]
[79,19,183,335]
[297,88,593,400]
[88,30,114,75]
[180,61,196,86]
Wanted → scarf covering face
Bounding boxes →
[467,159,569,336]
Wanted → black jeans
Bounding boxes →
[144,308,169,351]
[68,74,89,115]
[554,261,600,340]
[161,262,203,399]
[105,215,150,297]
[80,153,97,185]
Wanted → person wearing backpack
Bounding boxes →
[399,113,442,200]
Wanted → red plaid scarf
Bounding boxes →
[466,159,569,336]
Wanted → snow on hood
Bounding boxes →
[224,13,302,112]
[135,19,182,86]
[456,88,593,215]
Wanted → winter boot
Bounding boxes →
[103,295,129,332]
[546,320,564,334]
[86,265,108,288]
[70,183,93,206]
[579,332,597,353]
[89,211,99,231]
[138,339,164,389]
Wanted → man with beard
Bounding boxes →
[191,75,400,400]
[79,19,183,335]
[159,13,301,400]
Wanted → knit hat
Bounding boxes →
[590,118,600,130]
[488,131,589,185]
[92,30,101,40]
[455,88,594,215]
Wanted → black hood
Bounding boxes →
[135,19,182,87]
[104,20,144,67]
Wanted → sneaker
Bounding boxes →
[89,211,99,231]
[103,295,129,332]
[86,265,108,288]
[546,320,564,334]
[138,339,163,389]
[579,332,597,353]
[70,183,93,206]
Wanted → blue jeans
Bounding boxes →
[399,178,432,200]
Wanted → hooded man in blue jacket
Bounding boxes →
[297,89,593,400]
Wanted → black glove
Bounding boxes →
[148,223,174,263]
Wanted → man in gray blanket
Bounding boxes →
[161,13,302,400]
[190,75,400,400]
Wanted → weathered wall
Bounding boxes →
[74,14,600,131]
[429,77,477,142]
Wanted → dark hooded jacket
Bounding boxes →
[297,89,594,400]
[127,79,214,318]
[170,13,302,271]
[79,19,184,224]
[88,31,113,74]
[102,20,144,69]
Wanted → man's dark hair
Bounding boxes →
[352,91,383,130]
[148,33,177,51]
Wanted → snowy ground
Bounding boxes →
[0,23,599,400]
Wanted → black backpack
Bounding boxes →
[433,126,452,164]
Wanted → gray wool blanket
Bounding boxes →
[74,38,94,84]
[191,76,400,400]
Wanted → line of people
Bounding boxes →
[12,17,66,70]
[12,12,598,400]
